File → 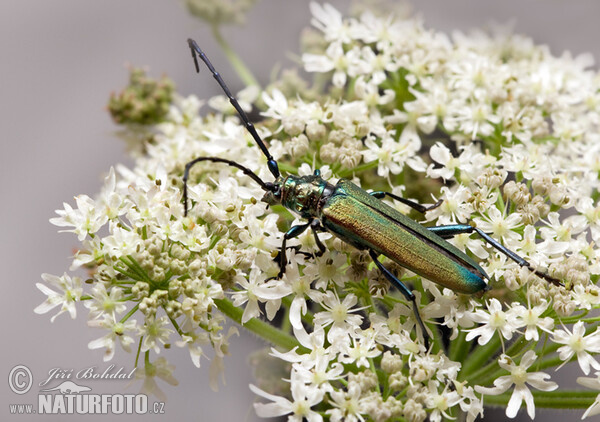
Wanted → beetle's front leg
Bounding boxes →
[370,191,442,214]
[369,250,430,349]
[428,224,564,287]
[273,220,313,279]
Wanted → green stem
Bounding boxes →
[278,162,298,175]
[119,303,139,324]
[369,358,381,394]
[449,330,469,362]
[211,25,259,88]
[134,336,144,368]
[430,322,444,354]
[504,335,530,357]
[534,355,564,371]
[484,390,597,409]
[165,309,183,336]
[214,298,305,352]
[459,333,502,380]
[281,302,292,334]
[337,160,380,178]
[362,290,377,315]
[561,314,600,324]
[472,336,530,385]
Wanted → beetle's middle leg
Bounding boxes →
[370,191,443,214]
[369,250,430,349]
[428,224,563,287]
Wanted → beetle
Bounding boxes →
[183,39,563,348]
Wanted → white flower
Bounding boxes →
[313,292,365,340]
[309,1,350,44]
[84,283,127,319]
[50,195,108,241]
[279,259,322,330]
[449,100,501,140]
[140,315,173,354]
[577,371,600,419]
[34,273,82,322]
[250,370,325,422]
[99,167,129,220]
[88,314,137,361]
[474,207,523,246]
[552,322,600,375]
[232,266,294,323]
[326,383,366,422]
[293,353,344,391]
[175,330,209,368]
[425,380,463,422]
[231,268,268,323]
[338,334,381,368]
[362,135,422,177]
[303,41,348,87]
[512,301,554,342]
[427,185,474,225]
[133,357,178,402]
[303,250,348,289]
[102,222,145,260]
[476,351,558,419]
[465,298,522,345]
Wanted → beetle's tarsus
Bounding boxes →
[274,246,313,261]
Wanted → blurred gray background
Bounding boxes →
[2,1,599,420]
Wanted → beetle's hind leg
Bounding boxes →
[369,250,430,349]
[370,191,442,214]
[428,224,564,287]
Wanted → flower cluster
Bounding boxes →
[37,2,600,420]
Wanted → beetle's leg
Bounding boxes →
[369,250,430,349]
[370,191,442,214]
[310,220,327,257]
[279,245,313,259]
[428,224,563,287]
[273,220,313,279]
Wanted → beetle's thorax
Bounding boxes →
[273,174,335,218]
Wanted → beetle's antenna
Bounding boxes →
[187,39,280,179]
[183,156,276,216]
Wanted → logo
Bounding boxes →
[8,364,165,415]
[8,365,33,395]
[40,381,91,394]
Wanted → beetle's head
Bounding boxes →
[261,178,284,206]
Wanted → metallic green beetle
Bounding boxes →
[183,39,563,348]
